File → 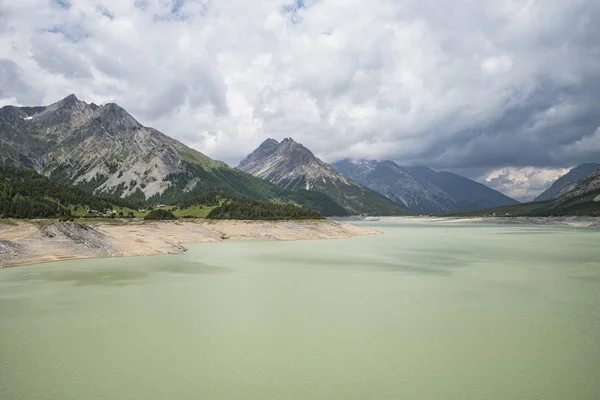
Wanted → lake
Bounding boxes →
[1,220,599,399]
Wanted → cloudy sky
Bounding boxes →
[1,0,599,200]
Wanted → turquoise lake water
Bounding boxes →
[1,220,599,399]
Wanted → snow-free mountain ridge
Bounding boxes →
[0,95,349,216]
[534,163,599,202]
[237,138,409,216]
[333,159,519,213]
[0,94,223,198]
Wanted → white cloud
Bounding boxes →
[483,167,570,201]
[481,55,513,75]
[0,0,598,177]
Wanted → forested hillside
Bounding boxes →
[207,200,324,220]
[0,165,344,220]
[443,188,600,217]
[0,164,141,219]
[153,162,348,216]
[0,96,351,217]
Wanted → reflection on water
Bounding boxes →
[1,221,600,400]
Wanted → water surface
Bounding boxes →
[1,221,599,399]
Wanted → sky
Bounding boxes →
[0,0,599,201]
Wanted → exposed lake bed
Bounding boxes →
[1,220,599,399]
[0,219,377,267]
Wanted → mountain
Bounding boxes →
[561,168,600,200]
[0,94,225,197]
[333,159,519,214]
[443,187,600,218]
[0,95,346,216]
[332,160,456,214]
[442,169,600,217]
[237,138,410,216]
[534,163,599,201]
[405,166,519,210]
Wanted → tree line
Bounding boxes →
[207,199,324,220]
[1,164,334,220]
[0,164,139,219]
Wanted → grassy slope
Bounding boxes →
[278,175,410,216]
[317,181,411,216]
[171,205,216,218]
[71,205,217,219]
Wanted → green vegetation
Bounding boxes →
[0,161,394,221]
[282,190,350,217]
[144,209,178,220]
[171,205,216,218]
[207,199,324,220]
[442,189,600,217]
[317,181,410,216]
[0,164,140,219]
[152,162,349,216]
[174,142,226,170]
[275,175,409,216]
[71,205,141,219]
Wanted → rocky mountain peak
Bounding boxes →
[50,94,89,114]
[237,138,280,170]
[238,139,409,215]
[93,103,141,131]
[275,137,316,165]
[259,138,279,149]
[18,94,94,134]
[60,94,80,104]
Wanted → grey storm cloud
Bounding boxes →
[0,60,43,104]
[0,0,599,198]
[31,33,94,79]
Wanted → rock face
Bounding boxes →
[0,94,224,198]
[237,139,409,215]
[562,169,600,199]
[34,222,116,255]
[535,163,599,202]
[333,159,519,214]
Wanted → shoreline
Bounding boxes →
[0,219,379,268]
[361,215,600,228]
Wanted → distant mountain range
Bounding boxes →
[2,94,598,217]
[237,138,409,215]
[0,95,346,216]
[333,159,519,213]
[534,163,599,201]
[446,165,600,217]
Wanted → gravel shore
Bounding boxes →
[0,219,378,267]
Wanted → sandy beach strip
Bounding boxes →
[0,219,379,268]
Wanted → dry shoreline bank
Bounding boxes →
[0,219,378,268]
